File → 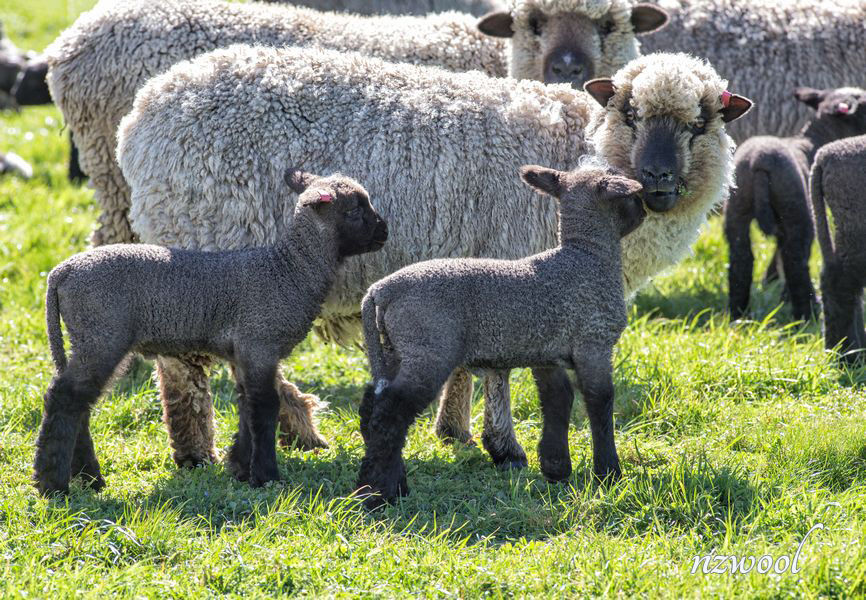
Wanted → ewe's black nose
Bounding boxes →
[640,166,675,187]
[544,50,591,87]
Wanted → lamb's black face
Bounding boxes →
[335,190,388,258]
[12,59,51,106]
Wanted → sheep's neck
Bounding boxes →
[272,213,340,310]
[798,119,855,165]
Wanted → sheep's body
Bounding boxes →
[724,87,866,322]
[810,135,866,364]
[32,172,388,495]
[641,0,866,143]
[265,0,502,16]
[119,46,744,468]
[356,165,643,505]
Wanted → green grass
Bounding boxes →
[1,2,865,597]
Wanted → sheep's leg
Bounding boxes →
[156,355,218,468]
[572,347,620,482]
[276,373,328,451]
[84,128,137,246]
[724,187,754,320]
[33,350,120,496]
[822,262,865,364]
[532,367,574,482]
[69,412,104,491]
[226,364,252,482]
[776,200,819,321]
[481,370,528,470]
[357,358,453,509]
[235,359,281,487]
[433,368,474,444]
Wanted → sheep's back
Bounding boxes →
[119,45,596,319]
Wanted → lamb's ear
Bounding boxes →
[477,11,514,38]
[601,175,643,202]
[719,92,753,123]
[603,176,646,237]
[793,87,825,111]
[284,168,318,194]
[584,79,617,107]
[631,4,668,34]
[520,165,563,197]
[299,189,334,207]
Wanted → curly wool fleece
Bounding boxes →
[642,0,866,142]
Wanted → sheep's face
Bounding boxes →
[285,170,388,258]
[11,58,51,106]
[794,86,866,139]
[477,0,667,88]
[520,164,646,242]
[586,54,752,214]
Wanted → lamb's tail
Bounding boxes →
[753,170,775,236]
[361,291,388,382]
[45,272,67,372]
[809,161,835,262]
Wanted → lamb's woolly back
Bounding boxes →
[642,0,866,141]
[267,0,501,16]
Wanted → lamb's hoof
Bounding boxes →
[33,475,70,498]
[248,469,281,488]
[356,485,390,511]
[541,459,572,483]
[225,451,250,482]
[593,463,622,485]
[79,472,106,492]
[496,459,529,471]
[485,436,528,471]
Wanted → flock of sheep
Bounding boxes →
[15,0,865,507]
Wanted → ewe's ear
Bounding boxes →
[285,168,318,194]
[520,165,564,197]
[720,92,753,123]
[793,87,825,110]
[477,11,514,38]
[584,79,617,107]
[631,4,668,34]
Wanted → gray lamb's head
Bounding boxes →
[285,169,388,258]
[586,53,753,214]
[520,163,645,241]
[477,0,668,88]
[793,86,866,138]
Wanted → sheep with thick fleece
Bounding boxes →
[641,0,866,143]
[725,87,866,322]
[357,164,644,506]
[267,0,502,17]
[118,46,751,470]
[46,0,666,247]
[810,135,866,365]
[33,170,387,495]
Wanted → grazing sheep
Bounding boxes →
[32,171,388,495]
[118,46,751,470]
[46,0,667,247]
[641,0,866,143]
[266,0,502,17]
[357,164,644,506]
[810,135,866,365]
[725,86,866,322]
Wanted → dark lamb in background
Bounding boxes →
[356,164,644,507]
[32,171,388,496]
[810,134,866,365]
[724,86,866,321]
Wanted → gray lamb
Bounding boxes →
[356,164,644,507]
[725,86,866,322]
[32,171,388,495]
[810,134,866,365]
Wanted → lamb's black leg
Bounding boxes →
[70,412,104,491]
[724,187,754,320]
[532,367,573,482]
[33,350,120,496]
[777,202,819,321]
[226,365,252,482]
[821,262,863,364]
[235,360,281,487]
[572,348,620,482]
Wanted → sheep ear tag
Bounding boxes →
[318,192,333,203]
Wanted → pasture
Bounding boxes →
[0,1,864,596]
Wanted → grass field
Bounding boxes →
[1,2,865,597]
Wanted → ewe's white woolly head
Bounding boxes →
[506,0,644,84]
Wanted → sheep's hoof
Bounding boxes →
[173,450,217,469]
[248,469,281,488]
[496,459,529,471]
[484,435,528,471]
[279,432,329,451]
[592,463,622,486]
[79,472,106,492]
[33,475,70,498]
[434,423,474,445]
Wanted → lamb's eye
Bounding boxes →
[528,14,543,35]
[346,206,363,218]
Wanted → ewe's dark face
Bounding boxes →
[285,169,388,258]
[477,2,667,88]
[794,86,866,138]
[586,70,752,214]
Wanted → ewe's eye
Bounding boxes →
[600,20,616,36]
[691,115,707,135]
[624,108,637,126]
[528,13,544,35]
